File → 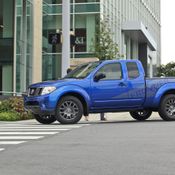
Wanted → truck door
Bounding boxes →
[90,62,145,109]
[91,62,128,108]
[125,62,146,107]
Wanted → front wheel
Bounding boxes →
[129,110,152,121]
[34,114,56,124]
[56,96,83,124]
[159,94,175,121]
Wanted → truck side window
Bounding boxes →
[96,63,122,80]
[126,62,140,79]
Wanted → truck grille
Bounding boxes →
[28,88,43,97]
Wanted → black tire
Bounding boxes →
[56,96,83,124]
[34,114,56,124]
[159,94,175,121]
[130,110,152,121]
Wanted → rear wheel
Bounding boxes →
[159,94,175,121]
[56,96,83,124]
[130,110,152,121]
[33,114,56,124]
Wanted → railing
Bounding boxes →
[43,2,100,15]
[0,91,25,97]
[42,52,95,58]
[43,1,51,15]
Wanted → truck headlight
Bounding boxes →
[41,86,56,95]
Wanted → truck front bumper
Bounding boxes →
[24,95,56,116]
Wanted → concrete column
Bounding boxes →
[20,0,27,91]
[86,15,95,52]
[121,33,126,59]
[132,40,138,59]
[148,56,153,78]
[62,0,70,77]
[139,43,148,76]
[126,37,131,59]
[13,0,17,94]
[32,0,42,83]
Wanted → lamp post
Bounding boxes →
[62,0,70,77]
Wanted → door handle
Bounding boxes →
[118,82,126,87]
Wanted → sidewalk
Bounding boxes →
[0,112,161,125]
[80,112,160,122]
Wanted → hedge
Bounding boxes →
[0,97,33,121]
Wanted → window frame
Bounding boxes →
[126,62,140,79]
[94,62,123,81]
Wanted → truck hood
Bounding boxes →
[29,78,80,88]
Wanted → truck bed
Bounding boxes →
[144,77,175,107]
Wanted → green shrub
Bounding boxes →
[0,112,21,121]
[0,97,33,121]
[0,100,11,112]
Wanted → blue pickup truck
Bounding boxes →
[24,60,175,124]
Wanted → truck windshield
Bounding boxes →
[64,62,101,79]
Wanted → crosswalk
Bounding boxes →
[0,123,89,152]
[0,148,5,152]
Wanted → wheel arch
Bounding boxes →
[153,83,175,107]
[159,89,175,104]
[57,92,89,116]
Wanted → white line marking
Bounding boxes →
[0,128,69,131]
[0,126,82,129]
[0,141,26,145]
[0,148,5,152]
[0,132,58,135]
[0,124,89,128]
[0,136,44,140]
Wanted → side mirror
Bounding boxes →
[94,73,106,82]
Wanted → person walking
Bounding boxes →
[84,114,106,121]
[100,113,107,121]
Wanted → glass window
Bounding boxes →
[16,0,33,92]
[44,0,62,4]
[65,61,101,79]
[126,62,140,79]
[0,0,14,94]
[74,0,100,2]
[96,63,122,80]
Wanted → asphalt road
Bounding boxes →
[0,118,175,175]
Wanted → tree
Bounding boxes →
[157,62,175,77]
[91,19,120,60]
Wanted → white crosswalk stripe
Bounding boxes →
[0,128,69,131]
[0,136,44,140]
[0,125,87,129]
[0,123,89,153]
[0,132,59,135]
[0,141,26,145]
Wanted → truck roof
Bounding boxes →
[101,59,141,64]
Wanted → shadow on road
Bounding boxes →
[38,118,172,126]
[23,118,173,126]
[78,119,170,125]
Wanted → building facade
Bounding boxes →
[0,0,161,94]
[0,0,15,94]
[0,0,42,94]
